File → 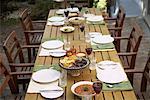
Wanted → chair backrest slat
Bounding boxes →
[3,31,25,71]
[126,22,143,52]
[20,9,33,31]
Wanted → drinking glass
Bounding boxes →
[93,81,102,94]
[80,25,85,32]
[89,57,97,70]
[85,48,92,56]
[64,40,71,50]
[59,69,67,87]
[78,6,82,12]
[85,34,91,43]
[70,2,75,9]
[64,10,69,17]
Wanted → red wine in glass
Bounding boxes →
[78,6,82,12]
[80,25,85,32]
[70,2,75,9]
[85,48,92,55]
[64,10,69,17]
[93,81,102,94]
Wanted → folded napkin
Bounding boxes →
[33,64,61,72]
[92,43,115,51]
[102,81,133,91]
[39,48,50,56]
[27,79,58,93]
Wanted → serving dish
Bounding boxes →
[60,26,75,33]
[69,17,85,25]
[59,57,90,76]
[71,81,96,97]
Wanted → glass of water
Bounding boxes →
[59,69,67,87]
[85,33,91,43]
[64,39,71,50]
[89,56,97,70]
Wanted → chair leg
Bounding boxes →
[127,73,134,85]
[9,76,19,94]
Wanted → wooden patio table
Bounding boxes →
[25,8,137,100]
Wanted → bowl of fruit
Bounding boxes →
[59,49,89,76]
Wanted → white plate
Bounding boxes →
[97,60,119,70]
[86,15,104,22]
[88,32,102,38]
[66,7,79,12]
[32,69,60,83]
[41,40,64,49]
[96,66,127,83]
[40,86,64,99]
[56,9,65,14]
[49,49,66,57]
[83,14,95,18]
[60,26,75,33]
[48,16,65,22]
[71,81,96,97]
[52,21,64,26]
[92,35,114,44]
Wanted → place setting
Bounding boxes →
[39,39,67,57]
[27,66,66,99]
[90,34,115,51]
[95,60,133,91]
[47,16,65,26]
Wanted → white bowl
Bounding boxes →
[71,81,96,97]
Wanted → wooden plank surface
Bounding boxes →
[25,8,137,100]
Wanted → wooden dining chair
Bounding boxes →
[105,6,126,52]
[114,21,143,83]
[0,54,18,95]
[19,8,46,62]
[3,31,38,93]
[125,51,150,99]
[0,54,27,100]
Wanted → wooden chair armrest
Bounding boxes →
[125,69,143,73]
[10,71,32,75]
[24,30,44,33]
[118,52,137,56]
[9,63,34,67]
[114,37,129,40]
[108,27,122,31]
[21,45,39,49]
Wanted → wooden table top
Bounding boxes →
[25,8,137,100]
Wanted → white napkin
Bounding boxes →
[47,21,64,26]
[39,47,63,57]
[27,79,58,93]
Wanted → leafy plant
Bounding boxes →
[30,0,54,20]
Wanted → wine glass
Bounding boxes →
[64,10,69,18]
[78,6,82,12]
[93,81,102,94]
[85,48,92,57]
[80,25,85,32]
[70,2,75,9]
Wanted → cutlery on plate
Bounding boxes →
[49,51,66,53]
[40,89,63,92]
